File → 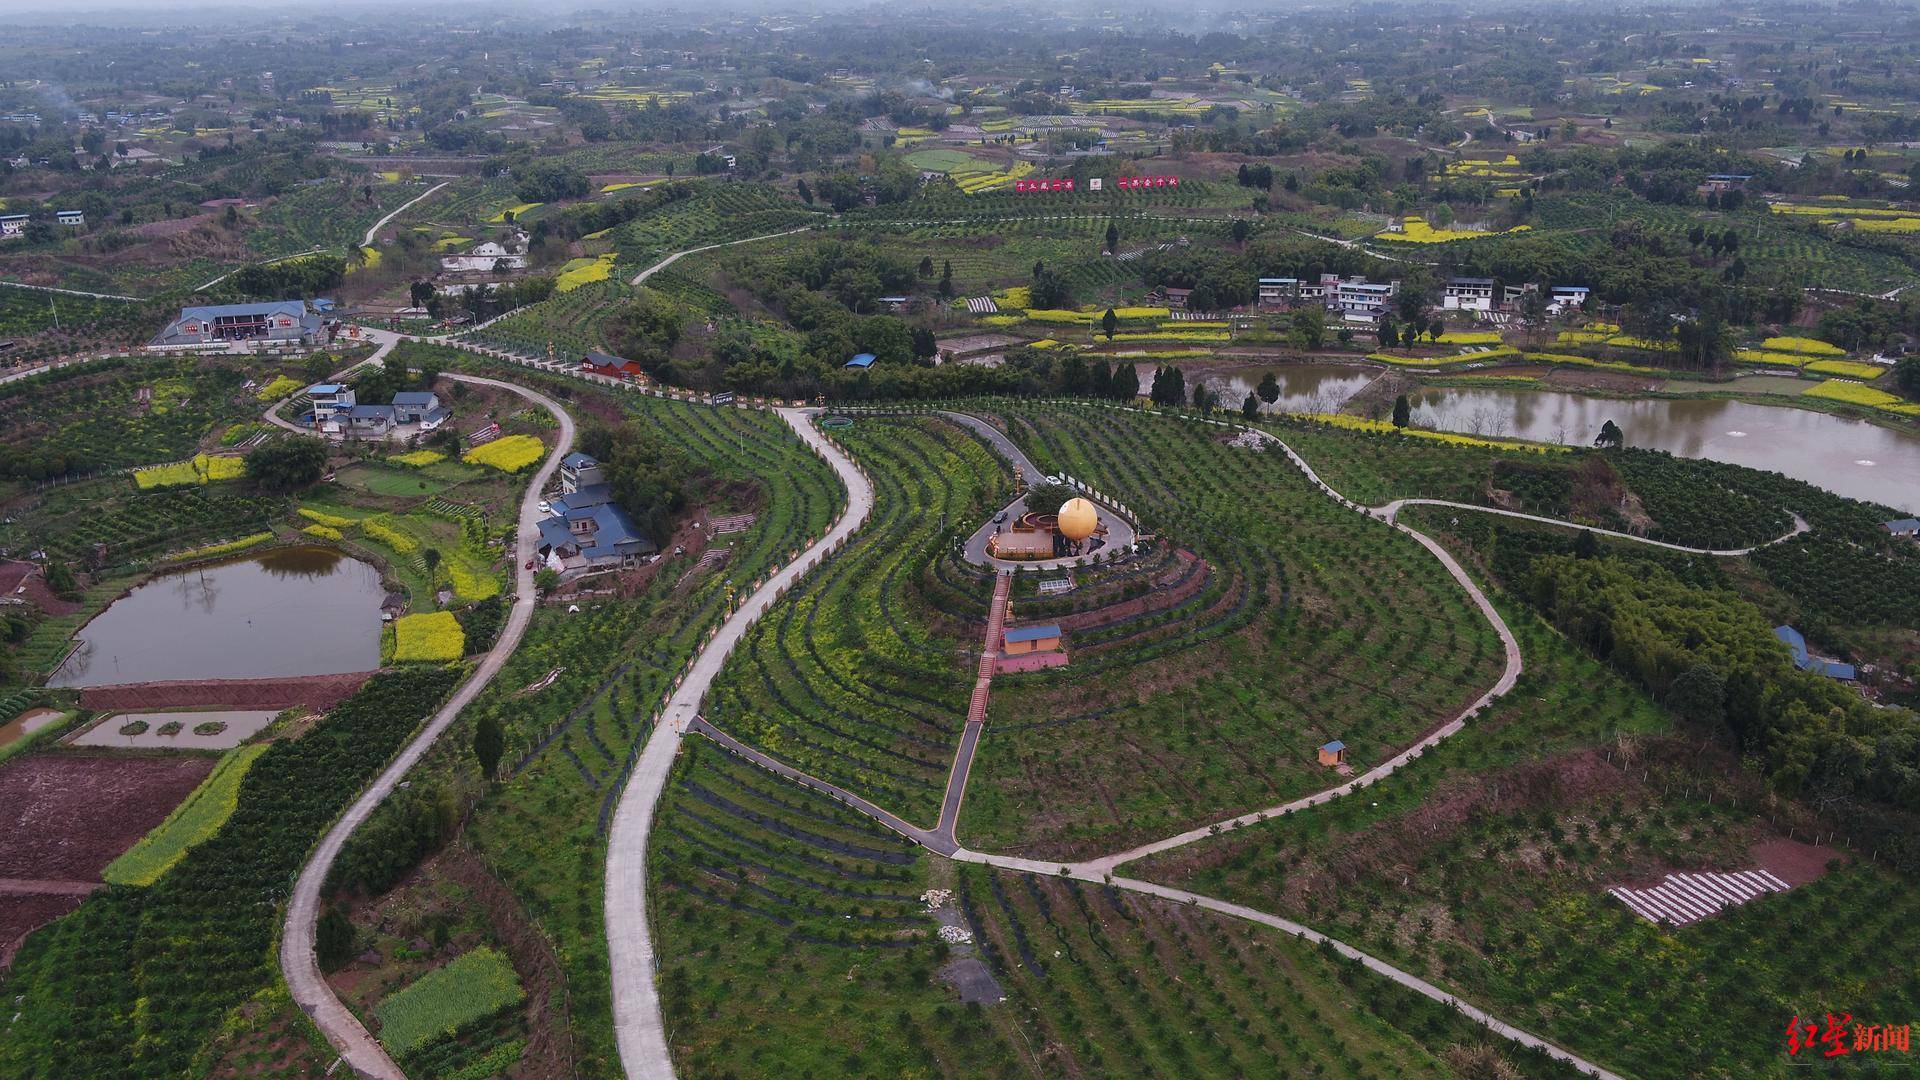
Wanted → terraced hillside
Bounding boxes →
[702,415,1008,825]
[957,403,1504,858]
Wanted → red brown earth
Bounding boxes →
[0,752,216,964]
[77,670,374,712]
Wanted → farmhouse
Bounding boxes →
[1883,517,1920,539]
[1162,286,1195,310]
[392,391,450,430]
[0,214,28,239]
[1548,286,1591,314]
[1443,276,1496,313]
[1256,277,1299,306]
[845,352,877,370]
[438,241,527,275]
[536,451,657,574]
[1002,623,1062,655]
[306,383,356,420]
[55,210,84,228]
[1328,276,1398,325]
[581,351,649,381]
[153,300,326,347]
[343,404,397,437]
[1773,625,1856,680]
[1700,173,1753,193]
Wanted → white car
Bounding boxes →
[537,500,552,515]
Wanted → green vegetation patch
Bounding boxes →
[103,744,272,887]
[373,947,525,1057]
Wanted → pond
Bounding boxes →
[1409,387,1920,511]
[1137,363,1378,414]
[50,546,386,688]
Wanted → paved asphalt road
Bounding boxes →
[279,369,574,1080]
[605,407,874,1080]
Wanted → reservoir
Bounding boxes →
[1408,388,1920,511]
[50,546,386,687]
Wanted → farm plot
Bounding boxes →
[373,946,526,1058]
[611,183,818,265]
[956,403,1503,859]
[0,357,268,477]
[645,739,1020,1076]
[0,667,462,1078]
[703,416,1007,825]
[0,752,216,962]
[71,709,276,750]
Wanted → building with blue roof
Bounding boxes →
[1773,625,1856,680]
[1884,517,1920,538]
[845,353,877,369]
[1318,740,1347,767]
[1002,623,1062,656]
[535,450,655,574]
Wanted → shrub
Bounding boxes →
[303,524,344,541]
[391,450,446,468]
[387,611,465,662]
[134,454,248,490]
[299,507,357,528]
[172,531,274,562]
[1761,335,1845,356]
[254,375,305,402]
[363,517,421,555]
[1803,380,1920,415]
[462,434,546,473]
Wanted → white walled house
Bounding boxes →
[1443,276,1496,312]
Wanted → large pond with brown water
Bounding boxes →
[1146,362,1920,510]
[1407,387,1920,511]
[50,546,385,687]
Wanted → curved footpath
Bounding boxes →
[279,371,575,1080]
[1377,497,1809,556]
[604,407,875,1080]
[362,181,449,248]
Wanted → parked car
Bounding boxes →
[993,510,1008,523]
[538,499,551,515]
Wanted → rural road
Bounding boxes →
[1375,497,1810,555]
[279,369,575,1080]
[628,226,815,286]
[0,279,143,302]
[362,181,449,247]
[604,406,874,1080]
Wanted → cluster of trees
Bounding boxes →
[242,436,328,492]
[506,160,592,203]
[577,419,693,546]
[1527,555,1920,813]
[226,253,345,301]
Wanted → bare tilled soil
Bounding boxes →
[0,752,216,964]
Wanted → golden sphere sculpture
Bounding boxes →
[1056,497,1098,542]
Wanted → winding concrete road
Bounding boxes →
[628,226,815,287]
[280,371,575,1080]
[604,407,874,1080]
[1375,497,1810,556]
[362,181,449,247]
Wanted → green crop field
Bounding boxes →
[103,743,273,886]
[373,947,526,1057]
